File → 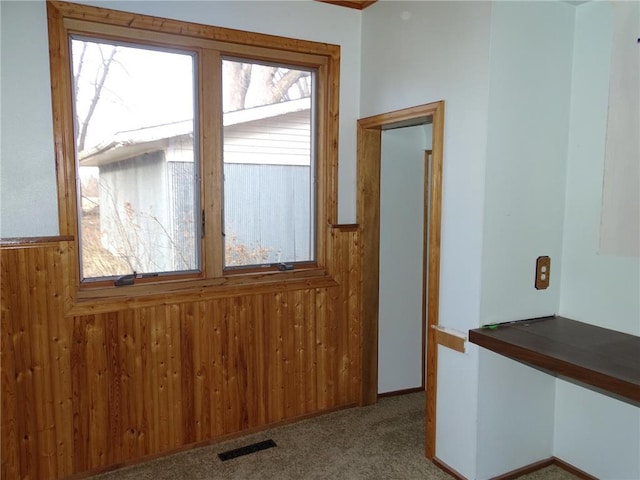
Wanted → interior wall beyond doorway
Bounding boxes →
[378,124,433,394]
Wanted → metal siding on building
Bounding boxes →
[168,161,198,271]
[99,151,175,274]
[222,106,313,266]
[224,164,312,265]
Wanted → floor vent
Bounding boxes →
[218,439,277,461]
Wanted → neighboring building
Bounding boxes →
[79,98,312,274]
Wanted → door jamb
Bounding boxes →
[422,149,433,391]
[356,101,444,460]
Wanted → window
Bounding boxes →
[47,1,339,295]
[222,59,316,269]
[72,39,199,281]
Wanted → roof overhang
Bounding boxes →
[79,98,311,167]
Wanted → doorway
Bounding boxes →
[357,101,444,460]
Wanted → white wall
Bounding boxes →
[559,1,640,337]
[362,2,493,477]
[0,0,362,237]
[378,124,430,394]
[1,1,59,236]
[479,1,574,324]
[599,2,640,258]
[557,3,640,478]
[477,351,556,478]
[476,2,575,478]
[555,382,640,480]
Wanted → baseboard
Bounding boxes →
[489,456,598,480]
[552,457,598,480]
[377,386,425,398]
[432,457,467,480]
[433,456,597,480]
[490,458,555,480]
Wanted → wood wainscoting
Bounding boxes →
[1,227,361,479]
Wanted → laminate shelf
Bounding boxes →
[469,316,640,403]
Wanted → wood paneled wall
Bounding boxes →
[1,228,361,479]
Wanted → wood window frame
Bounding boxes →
[47,1,340,314]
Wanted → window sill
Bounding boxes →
[68,268,337,316]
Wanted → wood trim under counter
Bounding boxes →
[433,325,466,353]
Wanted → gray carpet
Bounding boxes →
[91,392,579,480]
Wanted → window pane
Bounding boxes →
[71,39,199,280]
[222,59,315,268]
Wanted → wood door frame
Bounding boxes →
[421,149,433,393]
[357,101,444,460]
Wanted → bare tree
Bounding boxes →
[223,61,254,112]
[223,61,312,112]
[73,42,120,152]
[252,67,310,105]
